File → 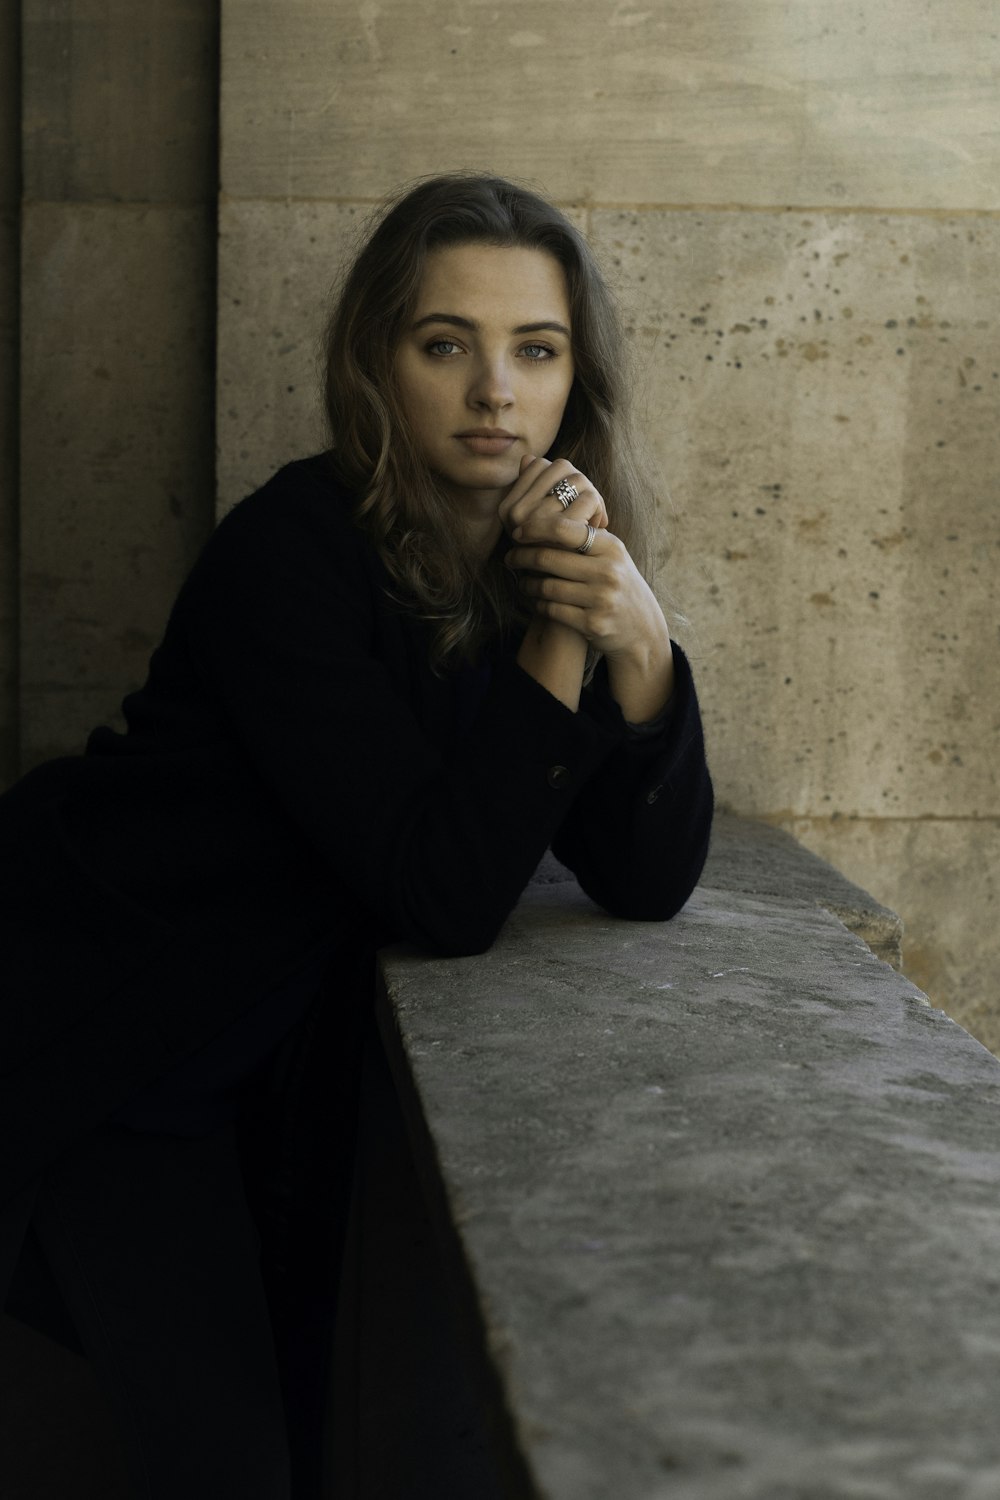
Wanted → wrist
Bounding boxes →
[606,628,675,724]
[516,617,588,713]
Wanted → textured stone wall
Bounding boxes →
[0,0,19,785]
[217,1,1000,1045]
[17,1,218,769]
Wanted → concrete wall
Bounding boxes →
[17,0,218,769]
[217,1,1000,1046]
[0,0,19,786]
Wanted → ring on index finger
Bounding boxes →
[550,479,579,509]
[577,523,597,555]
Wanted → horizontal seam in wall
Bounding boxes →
[217,191,1000,220]
[764,814,1000,827]
[20,197,215,210]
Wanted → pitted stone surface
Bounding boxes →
[784,813,1000,1056]
[703,812,902,967]
[379,830,1000,1499]
[593,207,1000,826]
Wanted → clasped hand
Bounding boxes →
[500,455,674,720]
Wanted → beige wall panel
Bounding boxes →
[0,0,18,788]
[0,0,17,206]
[783,815,1000,1056]
[20,204,214,768]
[0,209,16,787]
[590,208,1000,821]
[217,198,361,511]
[23,0,218,203]
[221,0,1000,210]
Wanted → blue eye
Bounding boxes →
[521,343,556,360]
[426,339,462,356]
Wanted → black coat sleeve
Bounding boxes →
[551,647,714,920]
[176,467,713,955]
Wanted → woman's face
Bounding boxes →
[393,242,575,514]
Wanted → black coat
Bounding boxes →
[1,453,713,1476]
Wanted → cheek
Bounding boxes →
[400,364,449,423]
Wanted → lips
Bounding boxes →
[455,428,518,456]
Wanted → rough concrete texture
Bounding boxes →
[13,2,219,778]
[378,830,1000,1499]
[221,0,1000,210]
[784,815,1000,1058]
[596,207,1000,823]
[0,0,19,786]
[216,199,362,512]
[22,0,217,203]
[19,204,214,767]
[703,812,901,969]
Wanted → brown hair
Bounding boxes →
[323,171,656,668]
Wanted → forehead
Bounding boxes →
[414,243,570,324]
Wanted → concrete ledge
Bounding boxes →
[376,815,1000,1498]
[703,812,905,971]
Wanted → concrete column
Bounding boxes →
[19,1,220,769]
[0,0,19,786]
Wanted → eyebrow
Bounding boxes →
[411,313,571,338]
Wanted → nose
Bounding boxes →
[467,352,514,412]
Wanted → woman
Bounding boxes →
[0,173,713,1496]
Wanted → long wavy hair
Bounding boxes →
[323,171,657,669]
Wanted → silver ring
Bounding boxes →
[550,479,579,509]
[577,523,597,555]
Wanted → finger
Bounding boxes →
[497,455,551,530]
[527,598,592,637]
[516,574,592,608]
[550,471,608,530]
[507,521,614,566]
[564,485,608,531]
[558,492,607,533]
[504,459,586,531]
[510,490,607,544]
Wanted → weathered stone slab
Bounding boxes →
[0,0,17,209]
[19,203,214,766]
[785,813,1000,1057]
[0,1,19,788]
[379,866,1000,1498]
[221,0,1000,210]
[590,207,1000,823]
[0,205,17,788]
[703,811,901,968]
[22,0,218,203]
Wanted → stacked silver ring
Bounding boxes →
[550,479,579,508]
[577,523,597,555]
